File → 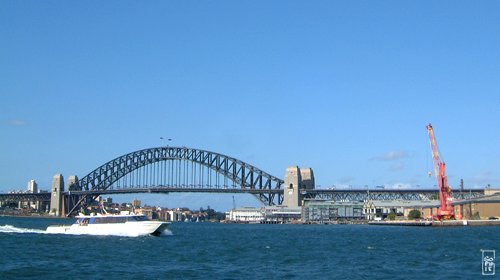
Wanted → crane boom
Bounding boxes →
[426,123,454,220]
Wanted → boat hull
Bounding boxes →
[46,221,169,237]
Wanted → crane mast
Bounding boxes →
[427,124,455,220]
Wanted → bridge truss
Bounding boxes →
[302,189,485,201]
[67,147,284,215]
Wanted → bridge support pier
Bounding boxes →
[283,166,315,207]
[50,174,64,217]
[66,175,80,215]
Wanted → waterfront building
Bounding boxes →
[132,199,141,208]
[161,208,193,222]
[363,200,439,220]
[302,200,364,223]
[169,210,183,222]
[226,206,302,223]
[451,193,500,219]
[135,206,159,219]
[262,206,302,223]
[228,207,264,223]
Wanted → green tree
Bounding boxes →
[387,212,396,220]
[471,212,480,220]
[408,210,421,220]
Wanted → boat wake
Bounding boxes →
[160,229,173,236]
[0,224,47,234]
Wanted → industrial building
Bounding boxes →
[302,200,364,223]
[364,200,439,220]
[261,206,301,223]
[452,193,500,219]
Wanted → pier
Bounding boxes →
[368,220,500,227]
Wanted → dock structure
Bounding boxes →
[368,220,500,227]
[368,221,432,226]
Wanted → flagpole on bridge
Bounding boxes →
[160,137,172,147]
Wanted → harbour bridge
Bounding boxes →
[0,146,487,216]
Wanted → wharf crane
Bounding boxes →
[427,123,455,220]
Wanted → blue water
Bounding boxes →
[0,216,498,279]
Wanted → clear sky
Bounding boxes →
[1,1,499,211]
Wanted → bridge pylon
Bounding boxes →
[283,166,315,207]
[50,174,64,217]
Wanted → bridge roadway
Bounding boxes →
[67,187,485,201]
[0,192,51,201]
[301,188,484,201]
[0,188,485,202]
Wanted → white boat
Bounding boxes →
[46,213,170,237]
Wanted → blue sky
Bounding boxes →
[1,1,499,210]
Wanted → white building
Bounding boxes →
[227,207,264,223]
[27,180,38,193]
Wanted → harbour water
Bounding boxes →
[0,216,498,279]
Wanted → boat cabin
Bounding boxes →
[76,215,149,225]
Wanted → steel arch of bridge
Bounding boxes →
[68,147,284,215]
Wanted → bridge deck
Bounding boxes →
[0,188,485,202]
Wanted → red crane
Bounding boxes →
[427,123,455,220]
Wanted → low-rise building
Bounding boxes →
[452,193,500,219]
[262,206,302,223]
[302,200,364,223]
[364,200,439,220]
[226,206,302,223]
[227,207,264,223]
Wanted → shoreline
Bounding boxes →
[0,213,66,219]
[2,213,499,226]
[368,220,500,227]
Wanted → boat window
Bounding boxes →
[129,215,148,221]
[76,216,150,224]
[92,217,129,224]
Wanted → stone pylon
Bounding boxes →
[283,166,302,207]
[300,168,315,189]
[67,175,80,191]
[50,174,64,216]
[66,175,80,215]
[283,166,315,207]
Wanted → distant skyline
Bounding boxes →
[1,1,499,210]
